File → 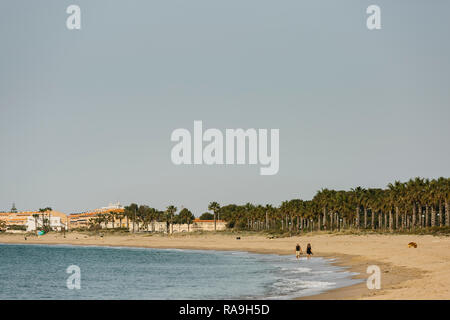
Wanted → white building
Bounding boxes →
[26,216,67,232]
[99,202,123,211]
[129,219,227,233]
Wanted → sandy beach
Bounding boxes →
[1,232,449,300]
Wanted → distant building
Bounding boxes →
[0,210,68,232]
[68,202,125,229]
[136,219,227,233]
[26,215,67,232]
[0,203,228,233]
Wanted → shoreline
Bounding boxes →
[1,232,448,299]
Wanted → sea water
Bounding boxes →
[0,244,361,299]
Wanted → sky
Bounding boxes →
[1,0,449,216]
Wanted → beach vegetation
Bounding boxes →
[55,177,448,236]
[199,212,214,220]
[0,220,6,231]
[208,202,221,231]
[7,224,27,231]
[201,177,449,235]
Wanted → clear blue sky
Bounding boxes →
[1,1,449,215]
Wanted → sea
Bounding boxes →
[0,243,362,299]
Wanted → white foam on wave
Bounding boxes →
[311,270,333,274]
[273,278,335,290]
[264,277,337,299]
[281,267,312,273]
[296,280,336,289]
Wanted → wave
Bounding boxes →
[280,267,312,273]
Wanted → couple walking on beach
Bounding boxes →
[295,243,312,260]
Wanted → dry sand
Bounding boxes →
[1,232,449,299]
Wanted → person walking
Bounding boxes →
[295,243,303,259]
[306,243,313,259]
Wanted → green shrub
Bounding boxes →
[8,225,27,231]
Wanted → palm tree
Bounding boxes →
[406,177,425,229]
[377,190,388,230]
[436,177,447,227]
[116,212,124,228]
[39,208,46,232]
[287,199,303,233]
[32,213,40,235]
[124,204,138,232]
[314,188,334,231]
[426,180,439,227]
[137,206,154,231]
[165,205,177,234]
[179,208,195,232]
[362,189,371,229]
[444,178,450,227]
[38,207,52,232]
[387,181,405,230]
[367,189,381,230]
[88,217,102,231]
[109,211,116,229]
[208,202,220,231]
[264,204,273,230]
[351,187,366,229]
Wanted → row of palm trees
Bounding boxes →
[88,204,196,233]
[218,177,449,232]
[87,177,448,233]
